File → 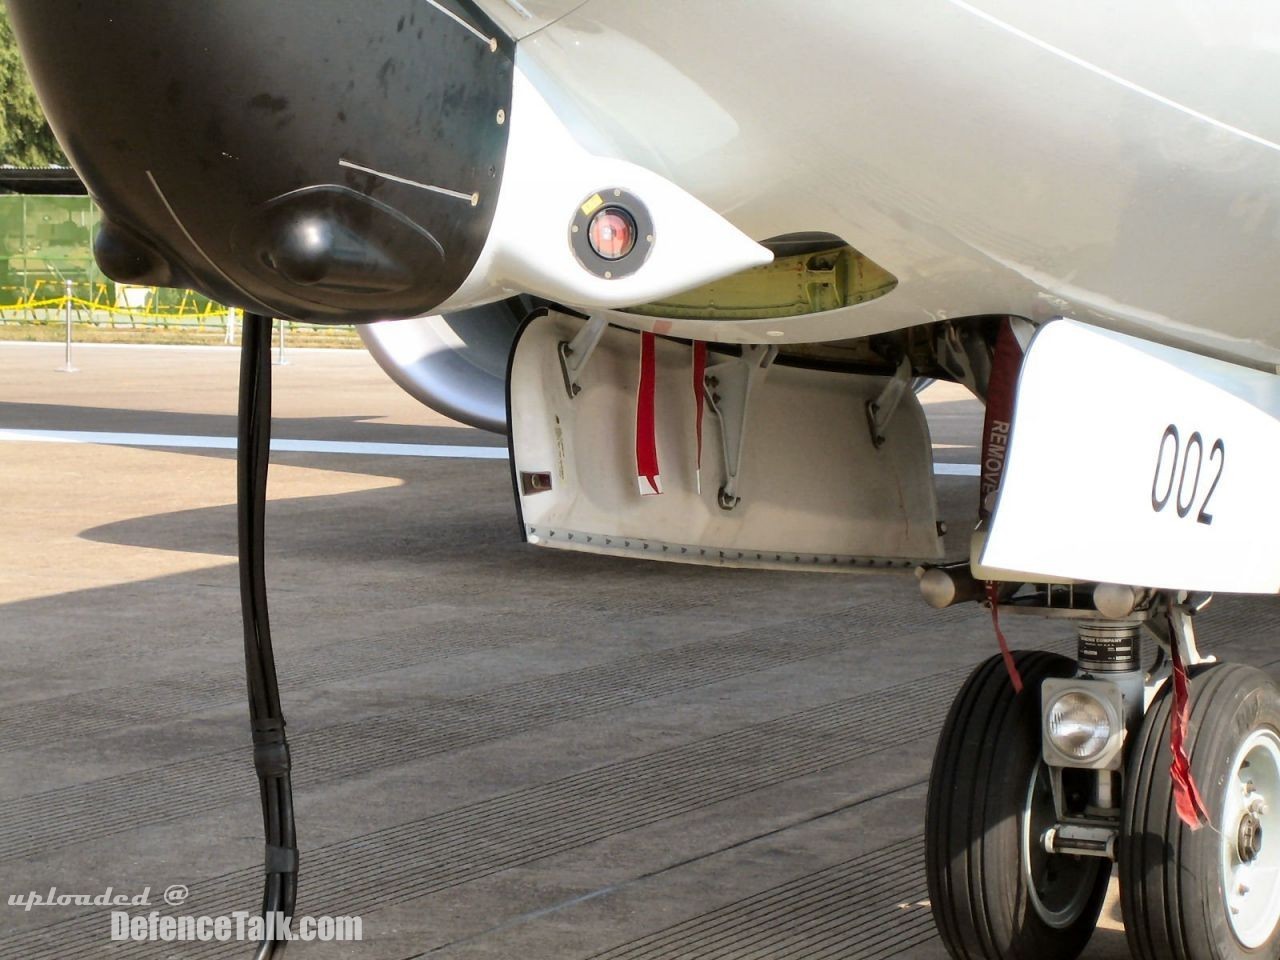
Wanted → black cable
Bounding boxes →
[238,314,298,958]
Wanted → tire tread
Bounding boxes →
[1120,662,1280,960]
[927,650,1107,960]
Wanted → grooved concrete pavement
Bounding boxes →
[3,341,1277,958]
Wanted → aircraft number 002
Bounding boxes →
[1150,424,1224,525]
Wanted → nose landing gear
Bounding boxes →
[925,584,1280,960]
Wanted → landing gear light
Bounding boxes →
[1042,679,1125,769]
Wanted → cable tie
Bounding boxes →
[264,844,299,874]
[253,741,291,778]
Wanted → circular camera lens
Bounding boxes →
[588,207,637,260]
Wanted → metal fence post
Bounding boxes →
[56,278,79,373]
[225,305,237,345]
[273,317,289,365]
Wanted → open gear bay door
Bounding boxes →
[508,311,943,571]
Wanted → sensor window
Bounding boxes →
[570,189,653,280]
[588,207,636,261]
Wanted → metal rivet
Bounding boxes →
[496,108,506,125]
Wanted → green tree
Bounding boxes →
[0,1,67,166]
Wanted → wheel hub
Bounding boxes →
[1021,763,1101,930]
[1238,812,1263,864]
[1222,730,1280,948]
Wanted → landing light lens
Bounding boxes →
[1046,691,1112,761]
[588,207,636,260]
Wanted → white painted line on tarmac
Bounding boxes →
[933,462,980,477]
[0,427,982,474]
[0,428,509,460]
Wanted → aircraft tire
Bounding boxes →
[1120,662,1280,960]
[926,650,1109,960]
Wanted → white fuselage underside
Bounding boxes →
[485,0,1280,368]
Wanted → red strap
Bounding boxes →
[979,320,1024,522]
[636,331,662,495]
[1169,630,1210,829]
[985,582,1023,694]
[692,341,707,493]
[980,320,1026,689]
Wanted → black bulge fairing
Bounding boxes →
[7,0,514,323]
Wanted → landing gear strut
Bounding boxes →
[238,313,298,958]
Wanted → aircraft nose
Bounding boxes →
[6,0,513,322]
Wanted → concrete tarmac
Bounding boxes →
[2,341,1278,958]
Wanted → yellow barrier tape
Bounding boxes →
[0,293,227,319]
[0,293,355,334]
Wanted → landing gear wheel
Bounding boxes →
[926,651,1110,960]
[1120,662,1280,960]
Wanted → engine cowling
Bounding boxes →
[359,299,531,435]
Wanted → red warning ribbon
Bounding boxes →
[636,331,662,495]
[692,341,707,494]
[1169,625,1210,829]
[985,582,1023,695]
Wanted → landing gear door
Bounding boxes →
[981,319,1280,593]
[508,310,943,571]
